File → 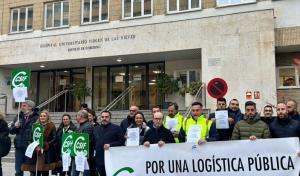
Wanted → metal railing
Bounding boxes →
[36,89,70,110]
[100,86,135,113]
[184,83,206,117]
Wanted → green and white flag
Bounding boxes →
[72,133,89,159]
[11,69,31,89]
[61,132,75,156]
[32,124,44,148]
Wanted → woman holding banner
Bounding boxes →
[53,114,77,176]
[22,110,57,176]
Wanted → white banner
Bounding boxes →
[105,138,300,176]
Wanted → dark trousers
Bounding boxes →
[0,157,2,176]
[15,147,26,176]
[97,165,106,176]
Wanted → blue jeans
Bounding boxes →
[15,147,26,176]
[71,159,90,176]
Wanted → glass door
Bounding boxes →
[38,71,54,111]
[129,65,147,109]
[109,66,127,110]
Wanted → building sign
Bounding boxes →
[11,69,31,89]
[39,34,136,53]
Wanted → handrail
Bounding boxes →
[101,86,135,113]
[36,89,70,109]
[184,83,206,118]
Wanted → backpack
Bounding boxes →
[0,135,11,157]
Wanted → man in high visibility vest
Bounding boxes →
[163,102,183,143]
[179,102,218,144]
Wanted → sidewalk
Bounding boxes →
[2,162,30,176]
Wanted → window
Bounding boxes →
[174,70,201,87]
[45,1,69,29]
[167,0,201,13]
[82,0,109,24]
[277,66,299,88]
[10,6,33,33]
[217,0,256,7]
[122,0,152,19]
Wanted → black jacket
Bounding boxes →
[0,119,10,157]
[120,115,135,134]
[143,125,175,144]
[93,123,124,167]
[9,109,39,148]
[260,116,275,126]
[289,112,300,122]
[0,119,9,137]
[270,117,300,138]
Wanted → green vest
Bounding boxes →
[182,115,212,141]
[163,112,183,143]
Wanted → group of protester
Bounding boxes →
[0,98,300,176]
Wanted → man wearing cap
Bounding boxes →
[10,100,39,176]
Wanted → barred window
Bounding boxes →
[123,0,152,19]
[167,0,200,13]
[45,1,69,29]
[10,6,33,33]
[82,0,109,24]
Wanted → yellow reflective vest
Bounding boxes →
[182,115,213,141]
[163,112,183,143]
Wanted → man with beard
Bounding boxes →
[163,102,183,143]
[269,103,300,138]
[120,105,139,134]
[232,101,270,140]
[228,99,244,122]
[93,111,125,176]
[286,100,300,121]
[9,100,39,176]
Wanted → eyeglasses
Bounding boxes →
[264,110,272,112]
[130,110,137,112]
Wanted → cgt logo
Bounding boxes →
[113,167,135,176]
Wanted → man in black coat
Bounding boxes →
[209,98,236,141]
[120,105,139,134]
[9,100,39,176]
[0,113,9,176]
[93,111,125,176]
[143,112,175,147]
[71,110,94,176]
[270,103,300,138]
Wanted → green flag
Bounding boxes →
[72,133,89,158]
[11,69,31,89]
[32,124,44,148]
[61,132,75,156]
